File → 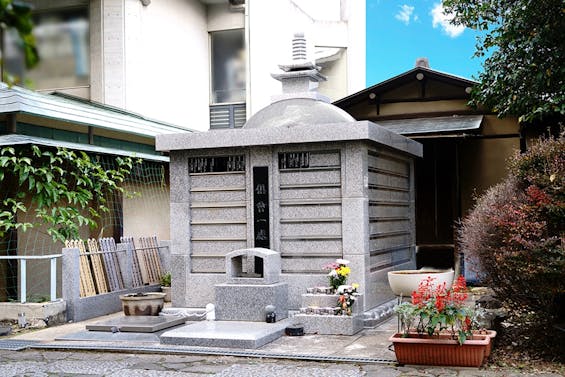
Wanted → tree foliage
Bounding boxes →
[0,0,39,69]
[443,0,565,125]
[0,145,139,242]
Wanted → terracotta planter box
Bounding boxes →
[389,332,491,367]
[476,330,497,359]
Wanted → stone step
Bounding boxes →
[300,293,364,315]
[293,313,364,335]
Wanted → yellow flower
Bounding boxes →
[352,283,359,289]
[337,266,351,277]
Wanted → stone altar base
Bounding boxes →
[85,315,187,333]
[160,320,289,349]
[293,313,364,336]
[215,282,288,322]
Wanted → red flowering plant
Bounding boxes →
[394,276,479,345]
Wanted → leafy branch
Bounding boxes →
[0,145,140,242]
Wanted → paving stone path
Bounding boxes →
[0,349,562,377]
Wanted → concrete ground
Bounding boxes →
[0,312,562,376]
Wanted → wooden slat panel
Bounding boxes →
[147,236,163,280]
[138,236,161,284]
[99,238,124,291]
[86,239,108,294]
[65,239,96,297]
[120,236,143,287]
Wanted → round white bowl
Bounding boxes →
[387,269,455,296]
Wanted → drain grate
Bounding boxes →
[32,343,396,364]
[0,339,40,351]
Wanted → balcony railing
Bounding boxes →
[0,254,62,303]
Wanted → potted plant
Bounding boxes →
[119,292,166,316]
[160,272,171,302]
[390,276,495,367]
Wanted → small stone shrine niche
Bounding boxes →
[226,248,281,285]
[215,248,288,322]
[231,254,262,278]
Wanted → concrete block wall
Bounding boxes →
[61,241,171,322]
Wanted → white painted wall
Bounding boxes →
[123,0,209,131]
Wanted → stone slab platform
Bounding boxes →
[56,330,163,343]
[85,315,187,333]
[160,320,290,349]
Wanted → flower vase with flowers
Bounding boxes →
[324,258,351,292]
[337,283,360,315]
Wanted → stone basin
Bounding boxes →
[387,269,454,296]
[119,292,166,316]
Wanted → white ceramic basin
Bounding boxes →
[387,269,455,296]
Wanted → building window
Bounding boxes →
[4,6,89,90]
[210,29,245,104]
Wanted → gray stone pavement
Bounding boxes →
[1,349,562,377]
[0,312,562,376]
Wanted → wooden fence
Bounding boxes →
[64,236,164,297]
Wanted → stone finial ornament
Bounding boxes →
[271,32,328,102]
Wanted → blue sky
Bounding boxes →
[366,0,486,86]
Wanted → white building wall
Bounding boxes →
[246,0,365,117]
[343,0,366,94]
[124,0,209,131]
[207,3,245,32]
[90,0,364,130]
[91,0,209,131]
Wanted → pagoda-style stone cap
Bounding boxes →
[244,32,352,129]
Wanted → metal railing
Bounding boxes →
[0,254,62,303]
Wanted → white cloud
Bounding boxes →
[395,4,415,25]
[430,3,465,38]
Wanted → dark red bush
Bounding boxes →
[459,135,564,321]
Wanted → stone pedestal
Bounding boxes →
[294,313,364,335]
[301,293,364,315]
[215,282,288,322]
[295,292,364,335]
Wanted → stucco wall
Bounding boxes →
[122,182,170,241]
[459,115,520,215]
